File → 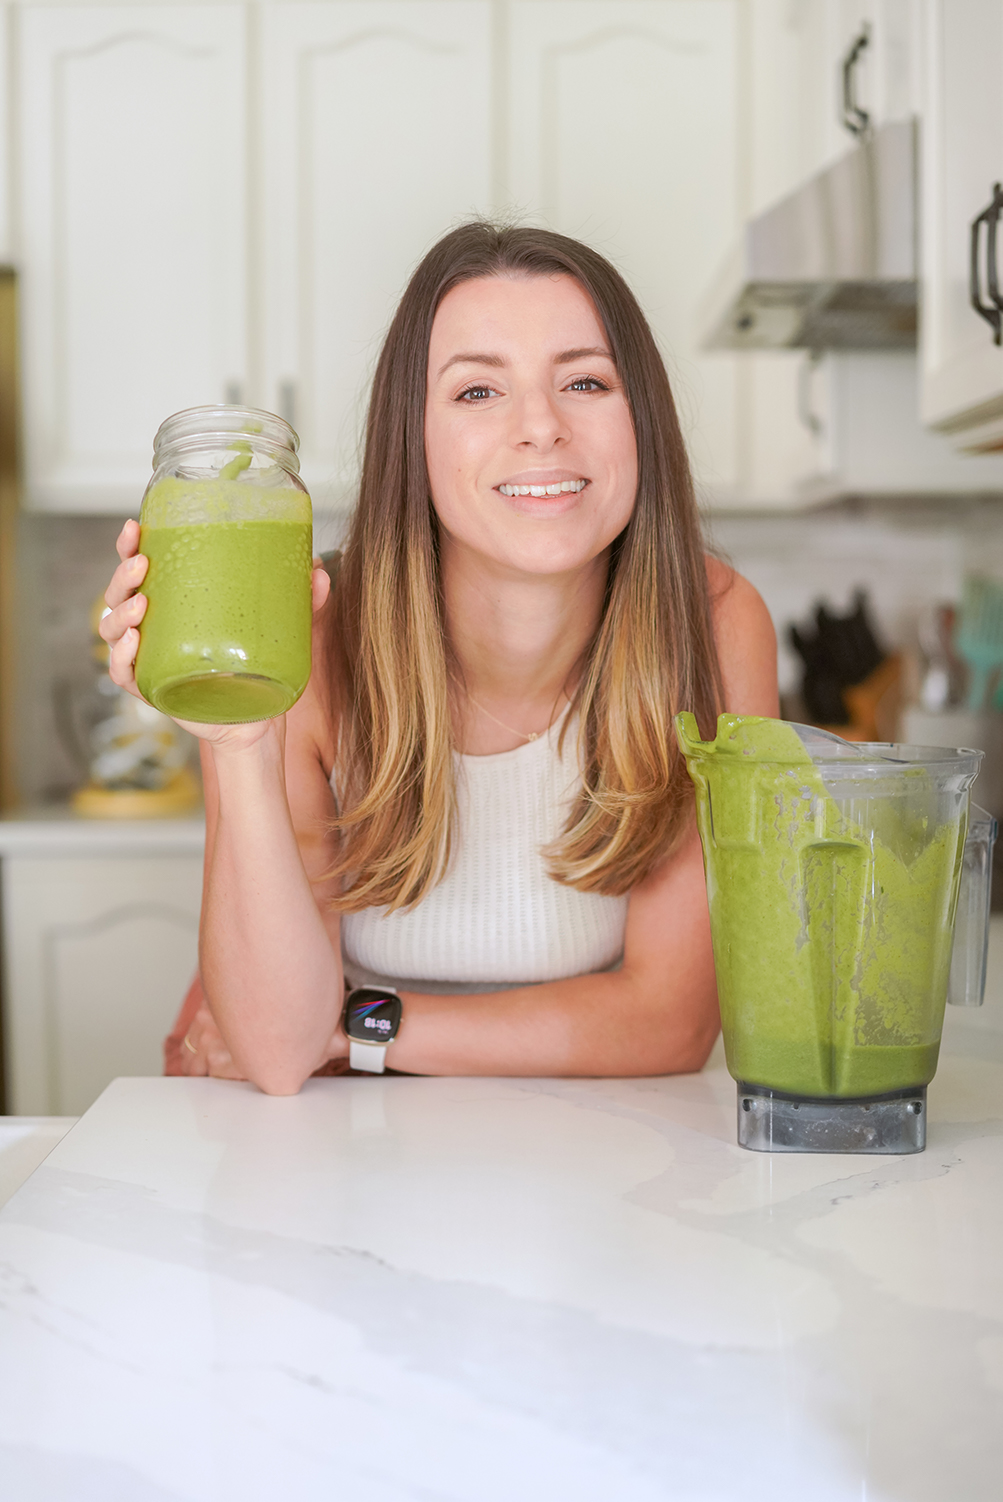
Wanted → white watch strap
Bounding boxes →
[350,1039,388,1073]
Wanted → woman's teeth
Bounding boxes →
[497,479,587,497]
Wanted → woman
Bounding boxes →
[102,222,778,1092]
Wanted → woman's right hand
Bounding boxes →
[100,518,150,702]
[100,519,332,751]
[99,519,291,750]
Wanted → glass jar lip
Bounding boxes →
[152,405,300,464]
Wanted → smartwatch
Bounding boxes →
[343,986,402,1073]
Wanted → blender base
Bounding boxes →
[736,1082,926,1154]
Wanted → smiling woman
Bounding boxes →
[102,220,778,1092]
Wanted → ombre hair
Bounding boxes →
[324,221,723,911]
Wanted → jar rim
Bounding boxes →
[152,405,300,464]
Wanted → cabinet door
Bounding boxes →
[920,0,1003,443]
[793,1,922,178]
[259,2,492,509]
[505,1,742,500]
[1,855,202,1114]
[17,7,248,513]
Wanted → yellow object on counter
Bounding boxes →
[72,766,202,819]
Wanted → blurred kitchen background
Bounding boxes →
[3,0,1003,1115]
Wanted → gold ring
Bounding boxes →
[183,1033,198,1054]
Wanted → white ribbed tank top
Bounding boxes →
[338,711,629,995]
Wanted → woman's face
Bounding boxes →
[425,273,638,578]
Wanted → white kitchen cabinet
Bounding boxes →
[505,0,744,498]
[919,0,1003,451]
[695,0,928,509]
[17,5,249,514]
[798,351,1003,501]
[792,0,922,176]
[5,0,819,516]
[259,2,493,508]
[503,0,935,511]
[1,848,202,1115]
[3,0,943,515]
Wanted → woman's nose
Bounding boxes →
[509,387,571,450]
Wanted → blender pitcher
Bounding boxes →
[134,405,313,725]
[676,714,996,1154]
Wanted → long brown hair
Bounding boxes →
[325,221,722,911]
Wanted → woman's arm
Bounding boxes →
[328,562,778,1079]
[197,628,345,1094]
[100,519,344,1094]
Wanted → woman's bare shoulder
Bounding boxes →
[704,554,779,717]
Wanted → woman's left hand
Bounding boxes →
[179,1004,246,1079]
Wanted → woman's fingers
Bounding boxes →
[107,622,142,694]
[100,589,147,644]
[116,517,141,563]
[100,522,150,700]
[178,1021,208,1076]
[103,550,148,613]
[101,594,146,699]
[182,1006,246,1081]
[206,1047,245,1080]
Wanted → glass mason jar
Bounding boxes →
[134,406,313,724]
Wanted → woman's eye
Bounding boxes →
[566,375,610,393]
[456,384,498,402]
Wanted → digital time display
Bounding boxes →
[345,989,402,1044]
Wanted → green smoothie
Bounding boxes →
[676,714,968,1098]
[135,477,313,724]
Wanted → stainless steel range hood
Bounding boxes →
[703,119,917,351]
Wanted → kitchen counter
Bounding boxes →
[1,993,1002,1502]
[0,806,204,857]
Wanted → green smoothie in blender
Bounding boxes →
[675,713,974,1100]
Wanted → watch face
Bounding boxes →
[345,989,402,1045]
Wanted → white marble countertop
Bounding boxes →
[0,806,204,856]
[1,999,1001,1501]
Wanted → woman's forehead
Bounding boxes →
[428,273,608,365]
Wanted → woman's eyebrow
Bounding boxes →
[436,344,615,379]
[436,351,505,379]
[554,346,614,364]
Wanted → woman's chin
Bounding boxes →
[438,503,630,579]
[472,538,613,580]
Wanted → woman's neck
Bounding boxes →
[441,536,608,754]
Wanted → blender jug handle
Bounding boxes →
[949,804,998,1006]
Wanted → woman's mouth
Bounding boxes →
[497,479,588,497]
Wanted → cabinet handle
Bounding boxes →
[797,350,824,438]
[969,183,1003,346]
[841,24,871,139]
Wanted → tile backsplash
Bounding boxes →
[13,499,1003,805]
[16,513,128,804]
[708,498,1003,696]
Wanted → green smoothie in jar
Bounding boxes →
[134,409,313,725]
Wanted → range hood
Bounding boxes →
[703,119,917,352]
